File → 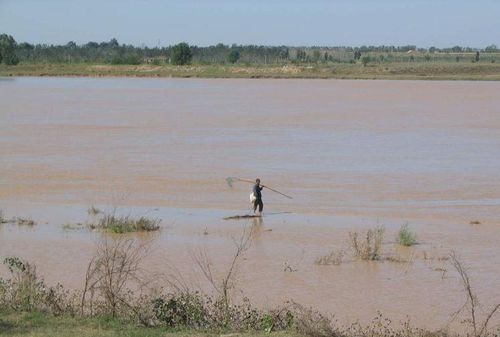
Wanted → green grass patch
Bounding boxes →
[397,224,417,246]
[1,62,500,80]
[0,310,297,337]
[89,214,160,233]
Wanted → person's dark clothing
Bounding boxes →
[253,184,264,213]
[253,184,263,199]
[253,198,263,213]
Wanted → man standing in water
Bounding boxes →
[253,178,264,214]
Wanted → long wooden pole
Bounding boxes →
[228,177,293,199]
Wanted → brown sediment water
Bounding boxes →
[1,77,500,330]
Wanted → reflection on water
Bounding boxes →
[1,77,500,330]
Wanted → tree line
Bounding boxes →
[1,34,499,66]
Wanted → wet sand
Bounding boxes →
[1,77,500,330]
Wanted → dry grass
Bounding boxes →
[89,213,160,233]
[81,238,153,323]
[0,211,36,226]
[2,62,500,80]
[87,206,101,217]
[449,252,500,337]
[314,249,345,266]
[349,226,385,261]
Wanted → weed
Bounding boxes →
[349,226,384,260]
[0,257,74,314]
[90,214,160,233]
[81,238,151,321]
[61,223,84,231]
[450,252,500,337]
[15,217,36,226]
[284,261,298,272]
[315,249,345,266]
[397,224,417,246]
[87,205,101,216]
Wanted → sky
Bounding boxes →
[0,0,499,48]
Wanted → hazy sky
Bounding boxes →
[0,0,498,47]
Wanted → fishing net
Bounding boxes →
[226,177,235,188]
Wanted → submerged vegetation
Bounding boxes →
[349,226,385,261]
[86,207,160,233]
[314,249,344,266]
[89,214,161,233]
[397,224,418,246]
[0,210,36,226]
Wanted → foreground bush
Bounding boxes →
[2,241,498,336]
[0,257,75,315]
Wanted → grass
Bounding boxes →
[87,206,101,217]
[89,214,160,233]
[397,224,417,246]
[0,214,36,226]
[1,62,500,80]
[349,226,385,261]
[0,310,297,337]
[14,218,36,226]
[314,249,344,266]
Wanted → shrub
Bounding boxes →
[361,55,371,66]
[90,214,160,233]
[349,226,384,260]
[170,42,192,65]
[315,249,344,265]
[81,238,150,319]
[109,54,142,65]
[153,292,209,328]
[152,292,293,331]
[0,257,73,314]
[15,217,36,226]
[3,52,19,65]
[227,49,240,64]
[397,224,417,246]
[87,205,101,216]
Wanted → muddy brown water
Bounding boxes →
[1,77,500,330]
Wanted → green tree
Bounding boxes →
[227,49,240,64]
[170,42,192,65]
[485,44,498,52]
[295,48,306,61]
[361,55,371,66]
[312,49,321,62]
[0,34,19,65]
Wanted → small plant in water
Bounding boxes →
[87,205,101,216]
[90,213,160,233]
[397,224,417,246]
[349,226,384,260]
[315,249,344,265]
[15,217,36,226]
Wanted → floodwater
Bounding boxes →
[1,77,500,330]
